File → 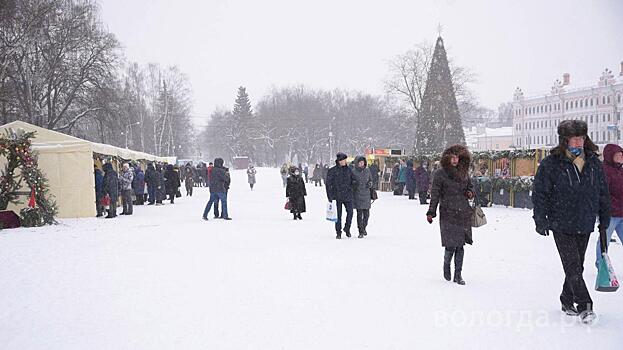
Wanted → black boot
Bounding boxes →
[336,232,342,239]
[293,213,298,220]
[297,213,303,220]
[453,247,465,285]
[443,248,454,281]
[579,303,596,325]
[345,230,351,238]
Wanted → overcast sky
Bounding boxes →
[99,0,623,126]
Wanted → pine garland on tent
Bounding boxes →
[0,129,57,227]
[415,149,538,162]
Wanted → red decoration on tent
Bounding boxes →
[28,187,36,208]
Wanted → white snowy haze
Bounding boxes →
[99,0,623,124]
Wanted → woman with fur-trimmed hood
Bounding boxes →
[426,144,475,285]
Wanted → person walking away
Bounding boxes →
[312,164,322,187]
[102,163,119,218]
[185,163,195,196]
[94,165,104,217]
[596,143,623,267]
[119,163,134,215]
[391,162,400,195]
[369,161,380,190]
[145,163,157,205]
[326,153,355,239]
[247,165,257,190]
[132,164,145,205]
[280,163,289,188]
[352,156,373,238]
[203,158,231,220]
[532,120,610,324]
[415,161,431,205]
[426,145,474,286]
[164,164,180,204]
[286,167,307,220]
[303,164,309,183]
[406,159,417,200]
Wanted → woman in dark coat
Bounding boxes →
[164,164,180,204]
[286,167,307,220]
[426,145,474,285]
[154,164,166,205]
[352,156,373,238]
[415,161,431,205]
[406,159,417,200]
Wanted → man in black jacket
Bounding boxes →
[102,163,119,219]
[532,120,610,324]
[326,152,356,239]
[202,158,231,220]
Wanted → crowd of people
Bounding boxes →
[94,161,216,219]
[92,118,619,325]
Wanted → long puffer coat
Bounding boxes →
[286,172,306,213]
[427,145,474,248]
[352,156,372,210]
[164,165,180,196]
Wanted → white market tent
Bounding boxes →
[0,121,175,218]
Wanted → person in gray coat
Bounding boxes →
[426,145,474,285]
[352,155,373,238]
[119,163,134,215]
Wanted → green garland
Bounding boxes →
[415,149,537,162]
[0,129,58,227]
[476,176,534,193]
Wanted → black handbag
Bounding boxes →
[370,188,378,201]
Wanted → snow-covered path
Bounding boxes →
[1,167,622,349]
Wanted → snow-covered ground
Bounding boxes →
[1,167,622,349]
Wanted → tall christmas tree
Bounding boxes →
[231,86,255,157]
[415,36,466,153]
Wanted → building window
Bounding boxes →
[603,114,606,122]
[618,94,621,103]
[603,131,606,141]
[607,96,611,104]
[603,96,606,105]
[608,113,611,122]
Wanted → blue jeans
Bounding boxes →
[203,192,228,219]
[335,201,353,233]
[596,217,623,266]
[147,185,156,204]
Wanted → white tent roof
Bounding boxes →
[1,121,175,163]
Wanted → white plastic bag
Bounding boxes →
[326,201,338,222]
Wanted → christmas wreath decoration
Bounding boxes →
[0,129,57,227]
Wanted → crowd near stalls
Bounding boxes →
[0,121,174,219]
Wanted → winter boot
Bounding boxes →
[453,247,466,285]
[336,231,342,239]
[561,303,579,316]
[345,230,351,238]
[579,303,596,325]
[293,213,298,220]
[358,233,364,238]
[443,248,454,281]
[297,213,302,220]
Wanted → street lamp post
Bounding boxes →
[125,121,141,149]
